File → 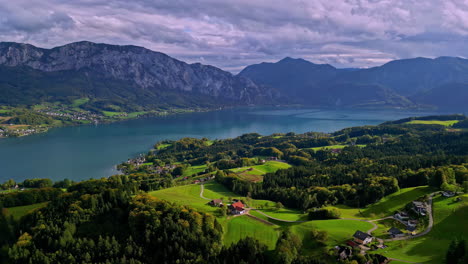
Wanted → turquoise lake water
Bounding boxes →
[0,107,442,182]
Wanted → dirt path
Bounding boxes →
[199,184,211,200]
[245,213,275,226]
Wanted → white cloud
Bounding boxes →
[0,0,466,72]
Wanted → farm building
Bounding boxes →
[352,230,373,245]
[229,201,245,215]
[388,227,405,238]
[412,201,427,216]
[209,199,223,207]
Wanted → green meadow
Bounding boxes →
[182,164,208,177]
[309,144,367,151]
[326,186,434,219]
[405,120,460,126]
[229,161,291,182]
[223,216,280,250]
[5,202,48,220]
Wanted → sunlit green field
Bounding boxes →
[182,165,208,177]
[223,216,280,250]
[229,161,291,182]
[326,186,433,219]
[5,202,48,220]
[292,219,374,246]
[405,120,460,126]
[309,144,366,151]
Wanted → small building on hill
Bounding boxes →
[353,230,373,245]
[229,201,245,215]
[412,201,427,216]
[394,211,409,220]
[388,227,404,238]
[335,246,353,260]
[209,199,223,207]
[442,191,455,197]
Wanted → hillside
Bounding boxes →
[0,41,281,111]
[1,116,467,263]
[411,82,468,110]
[239,56,468,110]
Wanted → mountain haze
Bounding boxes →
[240,56,468,110]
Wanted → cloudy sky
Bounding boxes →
[1,0,468,72]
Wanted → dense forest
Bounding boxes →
[1,115,467,263]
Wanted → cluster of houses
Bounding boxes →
[393,199,429,235]
[192,175,215,184]
[39,108,101,123]
[336,230,388,263]
[126,155,147,166]
[209,199,246,215]
[442,191,455,197]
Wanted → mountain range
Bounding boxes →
[0,41,467,111]
[0,41,280,111]
[239,57,468,110]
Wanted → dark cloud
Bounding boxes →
[0,0,467,72]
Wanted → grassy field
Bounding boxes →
[182,165,208,177]
[309,144,367,151]
[102,111,124,117]
[71,98,90,107]
[223,216,280,250]
[229,161,291,182]
[382,194,468,263]
[5,202,48,220]
[326,186,433,219]
[156,143,171,150]
[292,219,374,246]
[405,120,460,126]
[149,184,217,213]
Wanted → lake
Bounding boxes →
[0,107,442,182]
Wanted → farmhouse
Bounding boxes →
[394,211,409,220]
[335,246,352,260]
[209,199,223,207]
[412,201,427,216]
[352,230,373,245]
[229,201,245,215]
[442,191,455,197]
[388,227,405,238]
[330,148,342,154]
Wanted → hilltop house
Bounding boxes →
[335,246,353,260]
[353,230,373,245]
[209,199,223,207]
[229,201,245,215]
[442,191,455,197]
[394,211,409,221]
[412,201,427,216]
[388,227,404,238]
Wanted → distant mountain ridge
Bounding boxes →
[239,56,468,110]
[0,41,281,110]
